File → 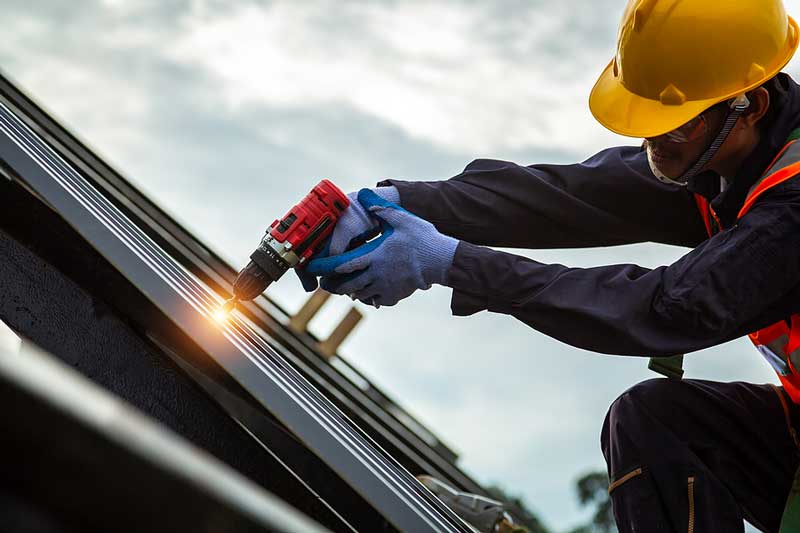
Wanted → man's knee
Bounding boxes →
[604,378,675,423]
[601,378,677,455]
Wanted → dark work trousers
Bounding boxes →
[601,378,800,532]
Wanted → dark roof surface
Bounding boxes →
[0,71,495,531]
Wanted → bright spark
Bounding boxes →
[213,308,231,323]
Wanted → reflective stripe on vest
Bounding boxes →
[696,138,800,403]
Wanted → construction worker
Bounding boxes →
[301,1,800,531]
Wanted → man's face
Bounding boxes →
[644,104,727,180]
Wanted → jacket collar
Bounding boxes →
[688,73,800,227]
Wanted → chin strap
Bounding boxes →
[653,94,751,187]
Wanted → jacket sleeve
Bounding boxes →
[384,146,708,249]
[444,182,800,357]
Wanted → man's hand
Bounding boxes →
[296,186,400,291]
[304,189,458,307]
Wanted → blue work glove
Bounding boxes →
[296,186,400,292]
[304,189,459,307]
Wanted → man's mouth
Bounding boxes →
[646,142,675,166]
[650,149,671,165]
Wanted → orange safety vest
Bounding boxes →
[695,134,800,403]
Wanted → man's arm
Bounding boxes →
[384,146,709,249]
[445,182,800,357]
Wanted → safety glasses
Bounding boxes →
[663,114,708,143]
[661,100,734,144]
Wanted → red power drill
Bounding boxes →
[222,180,349,312]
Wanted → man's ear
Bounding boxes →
[743,87,770,128]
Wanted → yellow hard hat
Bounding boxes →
[590,0,800,138]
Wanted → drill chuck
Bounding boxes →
[231,233,295,300]
[231,260,279,301]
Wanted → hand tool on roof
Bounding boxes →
[222,180,349,312]
[417,475,527,533]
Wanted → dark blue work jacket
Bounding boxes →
[386,73,800,358]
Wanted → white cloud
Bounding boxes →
[167,0,626,155]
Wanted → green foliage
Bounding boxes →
[485,469,617,533]
[567,471,617,533]
[486,484,551,533]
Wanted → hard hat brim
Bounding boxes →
[590,15,800,139]
[589,60,721,139]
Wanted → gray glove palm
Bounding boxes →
[296,185,399,291]
[305,189,458,307]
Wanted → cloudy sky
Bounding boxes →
[4,1,800,529]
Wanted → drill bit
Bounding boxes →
[222,297,238,313]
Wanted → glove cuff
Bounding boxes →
[420,234,459,286]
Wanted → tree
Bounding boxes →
[486,484,551,533]
[568,471,616,533]
[483,470,617,533]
